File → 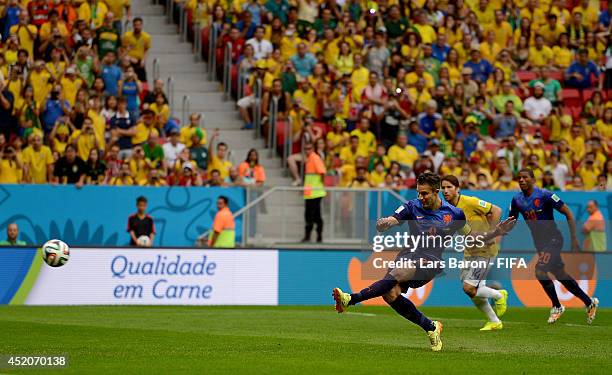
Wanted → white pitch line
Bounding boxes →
[345,312,377,317]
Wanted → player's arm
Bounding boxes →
[376,216,400,232]
[460,215,515,243]
[557,204,580,251]
[377,202,411,232]
[486,204,502,228]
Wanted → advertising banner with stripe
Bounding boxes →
[2,248,277,305]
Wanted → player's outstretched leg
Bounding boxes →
[552,268,599,324]
[536,269,564,323]
[383,285,443,351]
[332,276,399,313]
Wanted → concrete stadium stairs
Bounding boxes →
[134,0,312,245]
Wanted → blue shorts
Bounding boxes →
[386,250,442,291]
[536,237,565,272]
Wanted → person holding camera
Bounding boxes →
[42,84,71,134]
[70,117,100,162]
[0,145,22,183]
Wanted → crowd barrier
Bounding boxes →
[0,185,609,248]
[1,247,611,307]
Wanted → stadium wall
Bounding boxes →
[0,185,609,248]
[0,185,246,246]
[1,247,611,307]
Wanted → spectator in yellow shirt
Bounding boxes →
[60,67,83,107]
[488,9,513,47]
[70,118,100,161]
[207,129,233,179]
[0,146,22,184]
[350,117,376,157]
[132,109,158,145]
[121,17,151,81]
[39,10,70,41]
[539,14,566,46]
[22,133,54,183]
[78,0,108,29]
[339,135,366,166]
[326,117,349,154]
[387,133,419,172]
[10,13,37,59]
[577,153,601,190]
[528,35,553,69]
[180,112,207,148]
[350,53,370,97]
[413,10,437,44]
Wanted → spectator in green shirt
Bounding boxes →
[492,81,524,114]
[528,66,562,104]
[0,223,26,246]
[143,132,166,170]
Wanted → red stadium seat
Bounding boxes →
[568,106,582,121]
[324,175,338,187]
[548,70,563,81]
[562,89,581,107]
[516,71,537,82]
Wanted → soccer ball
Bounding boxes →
[42,239,70,267]
[137,235,151,247]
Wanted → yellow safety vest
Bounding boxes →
[304,173,326,200]
[209,229,236,248]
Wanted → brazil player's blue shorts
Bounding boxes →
[386,250,443,291]
[536,237,565,272]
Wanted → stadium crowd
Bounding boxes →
[0,0,610,191]
[206,0,612,191]
[0,0,266,187]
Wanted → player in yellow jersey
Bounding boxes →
[441,175,508,331]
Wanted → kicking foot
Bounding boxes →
[548,305,565,324]
[427,321,443,351]
[494,289,508,318]
[587,297,599,325]
[332,287,351,313]
[480,321,503,331]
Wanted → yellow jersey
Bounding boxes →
[455,194,499,257]
[122,30,152,60]
[22,145,53,183]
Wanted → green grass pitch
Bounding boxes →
[0,305,610,374]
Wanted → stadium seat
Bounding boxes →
[516,71,537,82]
[324,175,339,187]
[562,89,582,107]
[548,70,563,81]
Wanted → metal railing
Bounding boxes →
[222,42,232,101]
[193,21,202,62]
[152,58,160,81]
[267,96,278,157]
[207,22,218,80]
[236,66,248,100]
[123,19,132,33]
[179,3,187,42]
[167,76,175,115]
[253,78,263,139]
[281,116,292,170]
[167,0,174,24]
[182,94,190,125]
[196,187,407,247]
